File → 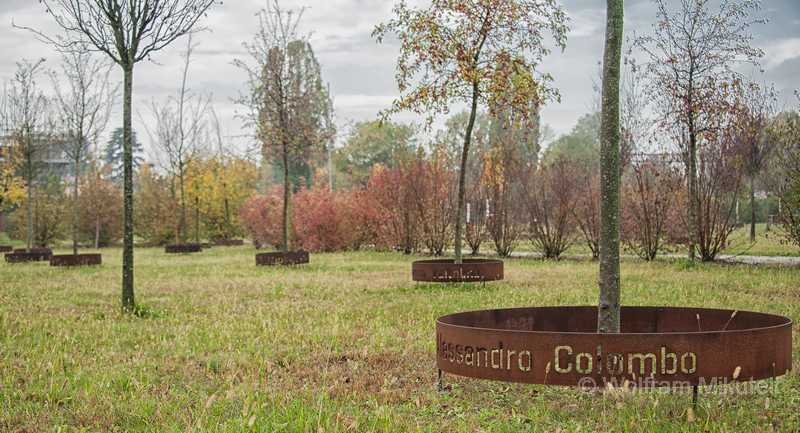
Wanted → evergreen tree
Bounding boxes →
[104,127,143,183]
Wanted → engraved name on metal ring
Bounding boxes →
[412,259,504,283]
[436,306,792,386]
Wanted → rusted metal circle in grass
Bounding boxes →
[5,248,53,263]
[436,306,792,387]
[412,259,504,283]
[50,253,102,267]
[165,244,203,254]
[255,250,309,266]
[214,239,244,246]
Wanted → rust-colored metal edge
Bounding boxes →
[436,306,792,387]
[165,243,203,254]
[214,239,245,246]
[5,248,53,263]
[412,258,504,283]
[255,250,310,266]
[50,253,103,267]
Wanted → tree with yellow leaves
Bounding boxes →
[185,156,259,241]
[0,143,26,233]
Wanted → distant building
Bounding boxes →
[0,132,74,183]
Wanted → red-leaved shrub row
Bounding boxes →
[240,185,383,252]
[240,155,457,253]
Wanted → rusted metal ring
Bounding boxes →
[255,250,309,266]
[50,254,102,267]
[412,259,504,283]
[436,306,792,387]
[5,248,53,263]
[165,244,203,254]
[214,239,244,246]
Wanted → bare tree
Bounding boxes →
[525,159,579,260]
[622,157,683,260]
[50,51,117,255]
[731,81,777,242]
[146,35,209,244]
[635,0,763,262]
[33,0,219,310]
[235,0,335,253]
[1,59,52,250]
[572,167,600,259]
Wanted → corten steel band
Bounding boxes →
[50,253,103,267]
[255,250,309,266]
[436,306,792,386]
[412,258,504,282]
[165,244,203,254]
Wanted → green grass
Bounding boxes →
[508,223,800,259]
[1,246,799,432]
[722,224,800,257]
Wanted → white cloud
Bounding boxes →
[761,38,800,69]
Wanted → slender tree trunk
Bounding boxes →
[26,156,33,250]
[93,164,100,249]
[454,81,480,265]
[121,65,135,311]
[282,145,291,253]
[194,195,200,243]
[223,195,230,238]
[749,175,756,242]
[597,0,624,334]
[73,152,80,255]
[687,132,698,262]
[179,170,187,243]
[95,215,100,248]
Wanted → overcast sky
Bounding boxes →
[1,0,798,161]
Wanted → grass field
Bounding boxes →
[1,246,799,432]
[507,223,800,259]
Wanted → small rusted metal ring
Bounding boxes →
[255,250,310,266]
[165,244,203,254]
[4,248,53,263]
[412,258,504,283]
[50,253,103,267]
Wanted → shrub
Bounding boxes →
[79,168,123,247]
[621,159,683,260]
[364,164,419,253]
[524,159,579,259]
[134,165,178,246]
[239,186,286,249]
[12,176,68,247]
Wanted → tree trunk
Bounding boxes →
[597,0,624,334]
[95,214,100,249]
[179,170,187,243]
[282,146,291,253]
[73,152,80,255]
[223,195,231,238]
[26,156,33,250]
[750,175,756,242]
[93,164,100,249]
[121,65,136,311]
[687,132,698,262]
[195,195,200,243]
[454,81,480,265]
